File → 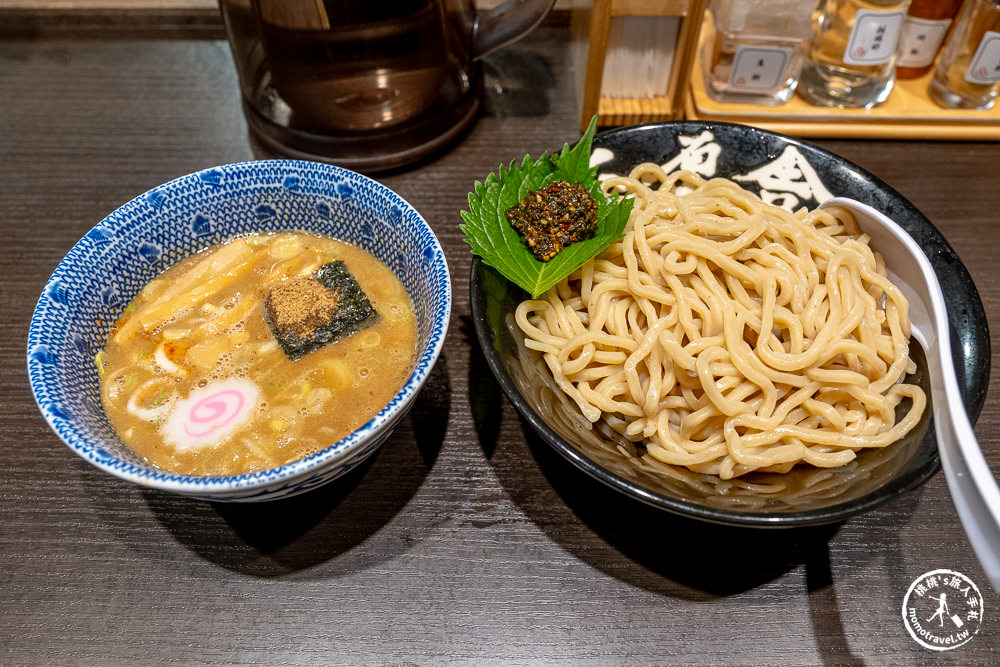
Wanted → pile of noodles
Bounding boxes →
[514,165,926,480]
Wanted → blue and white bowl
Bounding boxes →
[27,160,451,502]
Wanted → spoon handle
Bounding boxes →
[932,339,1000,592]
[821,197,1000,590]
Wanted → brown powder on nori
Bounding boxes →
[505,180,598,262]
[265,260,378,360]
[266,278,340,338]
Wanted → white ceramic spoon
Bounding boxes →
[821,197,1000,591]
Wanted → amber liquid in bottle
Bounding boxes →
[928,0,1000,109]
[896,0,965,79]
[798,0,911,108]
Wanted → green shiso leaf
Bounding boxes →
[460,116,633,299]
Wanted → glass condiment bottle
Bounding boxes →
[798,0,913,108]
[928,0,1000,109]
[703,0,815,105]
[896,0,966,79]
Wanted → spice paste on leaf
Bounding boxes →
[505,180,598,262]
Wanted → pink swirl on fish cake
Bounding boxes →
[162,378,260,452]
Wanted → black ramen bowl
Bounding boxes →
[469,121,989,527]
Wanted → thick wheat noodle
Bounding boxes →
[514,165,927,479]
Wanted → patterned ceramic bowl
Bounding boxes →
[28,160,451,502]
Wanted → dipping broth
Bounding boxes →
[98,232,417,476]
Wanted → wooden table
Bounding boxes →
[2,12,999,666]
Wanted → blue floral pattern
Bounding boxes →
[27,160,451,502]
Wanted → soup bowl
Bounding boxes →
[28,160,451,502]
[470,121,989,527]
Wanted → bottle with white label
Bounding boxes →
[928,0,1000,109]
[798,0,912,108]
[703,0,815,105]
[896,0,965,80]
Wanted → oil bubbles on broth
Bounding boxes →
[97,232,418,476]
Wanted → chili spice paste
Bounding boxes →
[505,180,598,262]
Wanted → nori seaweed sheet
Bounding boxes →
[266,260,378,361]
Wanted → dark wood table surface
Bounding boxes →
[3,12,1000,666]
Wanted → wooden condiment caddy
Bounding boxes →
[572,1,1000,139]
[571,0,709,131]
